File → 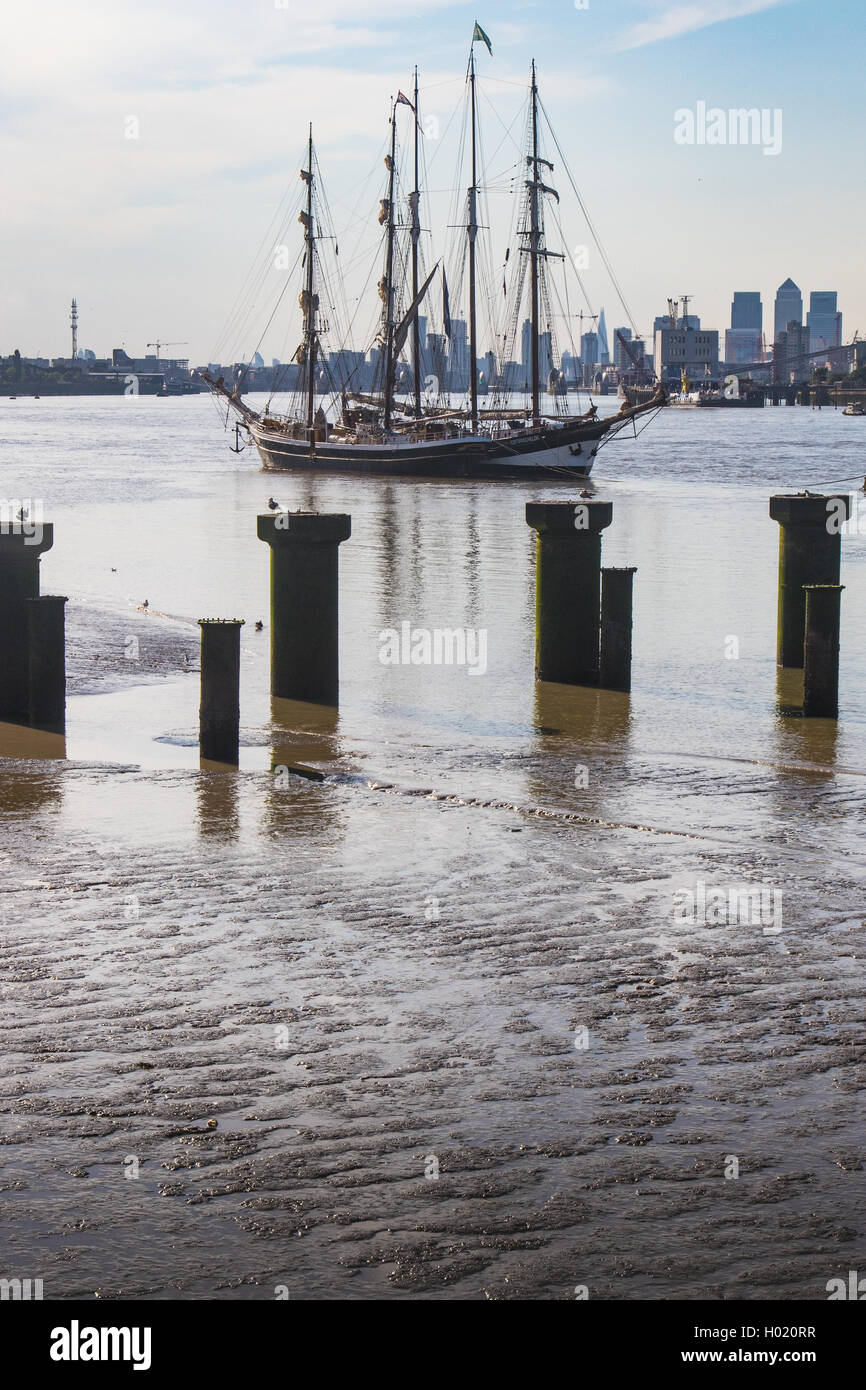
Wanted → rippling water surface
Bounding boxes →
[1,393,864,1299]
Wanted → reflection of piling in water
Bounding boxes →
[266,697,343,840]
[198,619,244,765]
[525,501,612,686]
[26,595,67,733]
[0,526,55,723]
[197,773,240,838]
[257,512,351,705]
[599,567,636,694]
[769,494,850,667]
[803,585,843,718]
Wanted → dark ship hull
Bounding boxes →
[250,390,665,479]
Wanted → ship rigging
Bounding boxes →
[203,25,665,478]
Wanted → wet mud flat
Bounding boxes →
[65,601,200,696]
[1,762,864,1300]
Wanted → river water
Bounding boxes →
[1,392,864,1299]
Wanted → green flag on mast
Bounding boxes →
[472,21,492,54]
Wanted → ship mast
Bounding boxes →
[411,68,422,418]
[467,50,479,432]
[529,61,541,426]
[302,125,317,442]
[382,103,399,432]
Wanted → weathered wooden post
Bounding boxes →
[257,511,351,705]
[198,619,244,764]
[769,493,850,667]
[525,500,613,686]
[26,595,67,733]
[599,567,636,693]
[803,584,843,718]
[0,524,54,723]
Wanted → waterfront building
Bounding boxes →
[654,318,720,382]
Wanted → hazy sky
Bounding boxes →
[2,0,862,363]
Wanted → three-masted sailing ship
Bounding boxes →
[204,27,665,478]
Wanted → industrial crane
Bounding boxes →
[615,330,650,383]
[146,340,188,359]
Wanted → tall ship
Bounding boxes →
[205,27,665,479]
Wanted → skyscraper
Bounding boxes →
[807,292,842,351]
[613,327,632,372]
[773,321,811,382]
[731,291,762,331]
[520,319,532,382]
[726,294,762,364]
[580,331,599,367]
[774,279,803,342]
[597,308,610,366]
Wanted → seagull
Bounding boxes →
[579,488,592,499]
[142,599,149,610]
[254,620,264,632]
[111,567,117,573]
[267,497,280,511]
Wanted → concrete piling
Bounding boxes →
[257,511,351,706]
[803,584,843,718]
[599,567,636,693]
[525,501,613,686]
[26,595,67,733]
[198,619,244,765]
[769,494,851,667]
[0,525,54,722]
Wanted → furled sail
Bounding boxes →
[392,263,440,359]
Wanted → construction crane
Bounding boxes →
[615,330,649,383]
[679,294,692,325]
[146,340,188,359]
[666,298,678,329]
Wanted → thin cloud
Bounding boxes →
[614,0,794,51]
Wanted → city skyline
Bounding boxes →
[2,0,863,363]
[12,271,848,377]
